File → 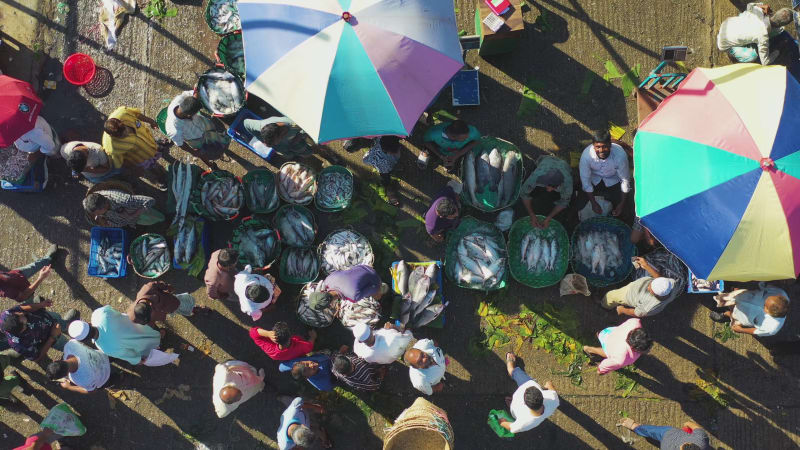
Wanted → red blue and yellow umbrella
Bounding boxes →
[634,64,800,281]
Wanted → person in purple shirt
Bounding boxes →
[279,354,333,391]
[425,181,462,244]
[314,265,387,304]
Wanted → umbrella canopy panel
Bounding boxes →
[0,75,43,146]
[634,64,800,281]
[238,0,464,143]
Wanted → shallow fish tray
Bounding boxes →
[242,169,280,215]
[172,218,210,270]
[444,216,508,291]
[128,233,170,279]
[279,247,320,285]
[278,162,317,206]
[317,228,374,275]
[459,137,524,212]
[227,109,275,161]
[191,170,243,221]
[570,216,636,288]
[314,165,353,213]
[390,260,446,329]
[88,227,129,278]
[507,216,569,288]
[273,205,316,248]
[232,216,281,269]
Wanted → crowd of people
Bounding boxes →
[2,2,800,449]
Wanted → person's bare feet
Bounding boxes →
[618,417,639,430]
[505,352,516,376]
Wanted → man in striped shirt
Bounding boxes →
[331,346,383,392]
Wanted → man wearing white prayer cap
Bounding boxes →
[600,256,680,318]
[351,322,413,365]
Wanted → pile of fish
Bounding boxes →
[315,171,353,209]
[395,262,445,328]
[239,227,278,267]
[245,175,279,212]
[197,69,244,116]
[132,235,170,278]
[691,274,720,292]
[278,163,316,204]
[0,146,30,180]
[275,207,315,247]
[201,176,243,220]
[208,0,241,34]
[174,217,199,265]
[93,236,123,276]
[463,148,519,210]
[297,282,336,327]
[223,36,245,77]
[575,230,624,278]
[453,231,507,289]
[283,248,319,281]
[171,162,194,229]
[519,232,560,273]
[319,230,374,274]
[339,297,381,328]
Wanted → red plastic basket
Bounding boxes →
[63,53,96,86]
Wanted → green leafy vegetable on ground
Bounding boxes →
[713,322,739,343]
[143,0,177,19]
[614,367,640,398]
[518,77,545,118]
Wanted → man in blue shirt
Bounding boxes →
[277,397,331,449]
[279,354,333,391]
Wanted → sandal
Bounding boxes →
[417,152,429,169]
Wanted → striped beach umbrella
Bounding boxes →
[634,64,800,281]
[238,0,464,143]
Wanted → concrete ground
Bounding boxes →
[1,0,799,448]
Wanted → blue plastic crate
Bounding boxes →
[172,218,211,270]
[1,157,48,192]
[687,268,724,294]
[88,227,129,278]
[227,108,275,161]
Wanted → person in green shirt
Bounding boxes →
[420,120,480,171]
[519,155,573,229]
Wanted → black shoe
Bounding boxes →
[62,309,79,323]
[709,311,729,323]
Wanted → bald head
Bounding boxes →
[220,386,242,404]
[404,348,431,369]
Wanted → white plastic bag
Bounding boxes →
[143,348,180,366]
[559,273,590,296]
[41,403,87,437]
[495,209,513,232]
[578,196,612,221]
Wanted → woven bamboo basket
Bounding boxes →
[383,398,454,450]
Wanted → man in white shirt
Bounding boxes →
[165,91,229,169]
[717,3,794,64]
[498,352,559,434]
[710,284,790,337]
[404,339,446,395]
[212,360,265,418]
[578,130,632,217]
[233,266,281,321]
[352,322,413,365]
[14,116,59,157]
[45,339,112,394]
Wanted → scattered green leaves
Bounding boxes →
[689,368,730,414]
[614,367,640,398]
[534,9,553,32]
[143,0,178,20]
[56,1,69,14]
[432,109,458,124]
[618,410,630,418]
[518,77,545,118]
[713,322,739,343]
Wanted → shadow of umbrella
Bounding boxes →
[83,66,115,98]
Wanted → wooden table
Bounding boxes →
[474,1,524,56]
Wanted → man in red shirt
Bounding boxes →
[249,322,316,361]
[0,245,58,302]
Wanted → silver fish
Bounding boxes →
[396,260,409,295]
[464,151,478,204]
[316,171,353,209]
[413,304,445,328]
[319,230,374,273]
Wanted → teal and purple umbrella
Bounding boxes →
[238,0,464,143]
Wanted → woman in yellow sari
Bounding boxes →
[102,106,168,190]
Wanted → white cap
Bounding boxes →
[68,320,90,340]
[651,277,676,297]
[351,323,371,342]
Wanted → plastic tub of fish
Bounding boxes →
[571,216,636,288]
[278,162,317,205]
[273,205,316,248]
[195,67,246,118]
[172,217,210,272]
[507,216,569,288]
[318,228,374,275]
[314,165,353,212]
[128,233,170,279]
[216,32,245,79]
[88,227,129,278]
[687,269,724,294]
[242,169,280,215]
[296,281,337,328]
[204,0,241,35]
[279,247,320,284]
[390,260,446,329]
[233,217,282,269]
[460,137,525,212]
[191,170,244,221]
[444,216,508,291]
